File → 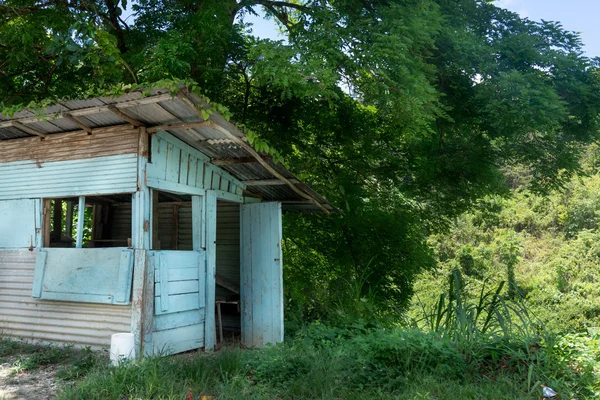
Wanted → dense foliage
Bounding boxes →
[3,0,600,316]
[412,145,600,333]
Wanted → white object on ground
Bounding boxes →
[110,333,136,366]
[542,385,558,398]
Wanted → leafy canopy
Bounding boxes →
[2,0,600,317]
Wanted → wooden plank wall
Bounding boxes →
[0,126,139,200]
[147,131,245,198]
[0,249,131,349]
[150,251,206,355]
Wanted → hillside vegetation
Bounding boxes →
[411,145,600,334]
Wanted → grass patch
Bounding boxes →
[0,337,104,380]
[56,324,600,400]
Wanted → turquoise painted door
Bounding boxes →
[240,202,284,348]
[150,250,206,355]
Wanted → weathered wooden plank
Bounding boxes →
[131,127,152,355]
[155,292,200,315]
[151,323,204,356]
[154,131,210,162]
[165,142,181,183]
[240,203,253,344]
[32,248,134,305]
[0,199,37,248]
[0,125,138,164]
[216,274,240,294]
[192,196,203,251]
[75,196,85,248]
[211,174,221,191]
[153,308,205,331]
[115,250,134,304]
[147,178,206,197]
[213,190,243,204]
[204,191,217,351]
[31,250,47,298]
[179,149,189,185]
[155,280,199,296]
[154,267,198,283]
[187,158,197,188]
[204,164,213,189]
[158,253,170,312]
[240,202,284,348]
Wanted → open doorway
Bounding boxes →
[215,200,241,348]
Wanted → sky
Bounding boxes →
[497,0,600,57]
[243,1,600,57]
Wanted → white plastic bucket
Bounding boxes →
[110,333,136,366]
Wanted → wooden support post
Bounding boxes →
[75,196,85,248]
[152,190,159,250]
[131,249,154,356]
[65,200,74,239]
[131,126,152,356]
[42,199,51,247]
[204,191,217,351]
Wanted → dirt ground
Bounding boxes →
[0,356,60,400]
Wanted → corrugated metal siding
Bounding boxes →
[0,249,131,349]
[0,154,138,200]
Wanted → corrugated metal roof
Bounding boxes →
[0,88,333,213]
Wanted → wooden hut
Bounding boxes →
[0,88,332,355]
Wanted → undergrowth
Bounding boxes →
[52,322,600,400]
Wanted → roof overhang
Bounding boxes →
[0,87,333,213]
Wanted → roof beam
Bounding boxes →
[147,121,210,134]
[62,113,92,134]
[243,178,299,186]
[107,105,144,128]
[243,190,263,199]
[195,117,330,214]
[12,121,46,138]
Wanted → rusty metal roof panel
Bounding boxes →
[0,88,334,212]
[123,103,180,126]
[157,98,202,122]
[83,111,128,127]
[59,98,106,110]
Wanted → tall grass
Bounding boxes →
[416,270,537,343]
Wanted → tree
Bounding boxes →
[2,0,599,319]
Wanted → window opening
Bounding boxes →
[45,194,132,248]
[151,190,193,250]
